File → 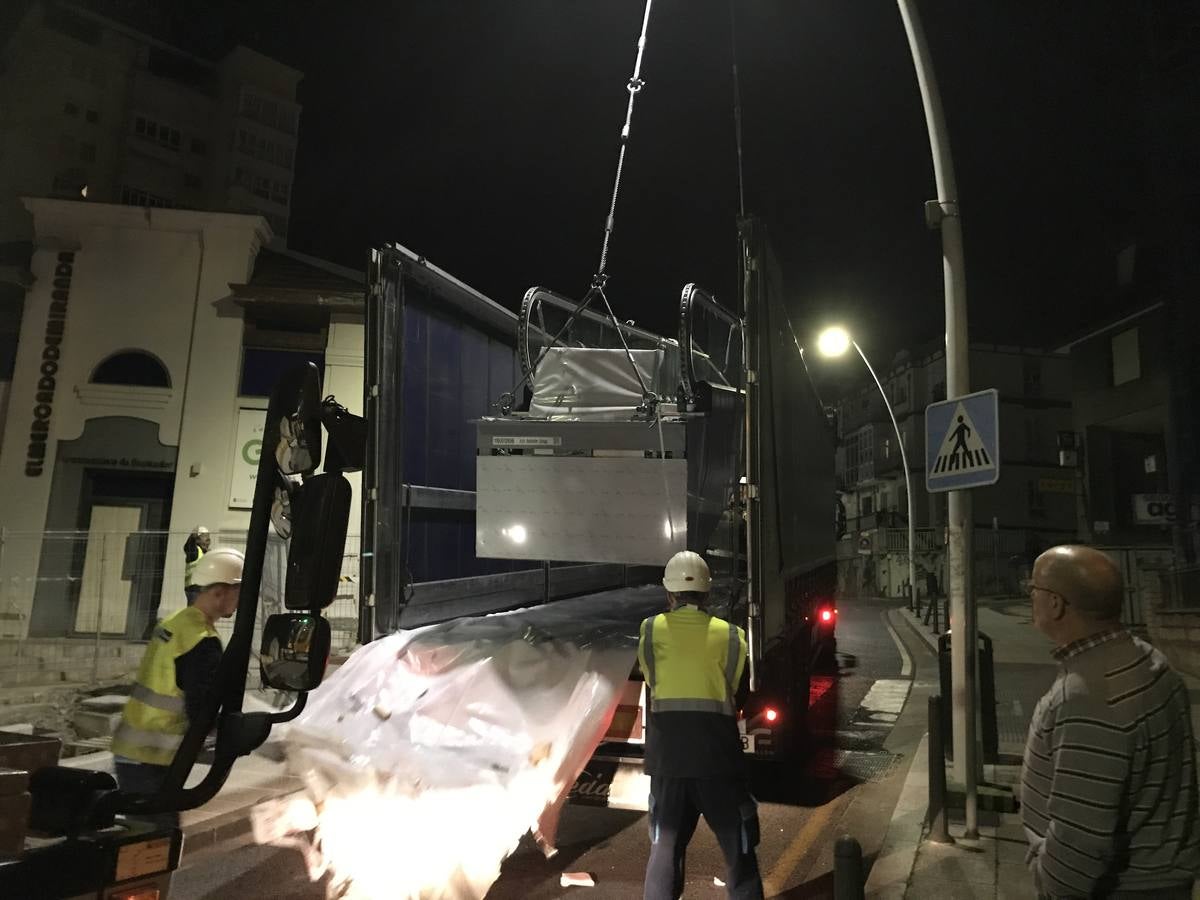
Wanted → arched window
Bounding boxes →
[90,351,171,388]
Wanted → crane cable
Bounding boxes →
[596,0,655,279]
[497,0,657,416]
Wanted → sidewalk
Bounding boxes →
[866,603,1200,899]
[61,747,303,859]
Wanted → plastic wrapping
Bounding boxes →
[528,347,677,419]
[267,586,664,899]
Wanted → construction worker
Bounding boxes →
[112,547,244,826]
[640,551,763,900]
[183,525,211,606]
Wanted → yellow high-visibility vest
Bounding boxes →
[184,545,205,588]
[111,606,219,766]
[638,606,747,715]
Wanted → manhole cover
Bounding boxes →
[807,749,901,783]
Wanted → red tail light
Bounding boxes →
[765,707,778,723]
[820,609,833,623]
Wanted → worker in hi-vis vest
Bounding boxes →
[639,551,763,900]
[112,547,243,826]
[183,525,211,606]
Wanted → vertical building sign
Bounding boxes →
[26,251,74,476]
[229,408,265,508]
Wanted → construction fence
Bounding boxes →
[0,529,362,695]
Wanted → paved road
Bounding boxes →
[172,598,922,899]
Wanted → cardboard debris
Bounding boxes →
[560,872,596,888]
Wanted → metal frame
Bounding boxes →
[678,282,741,402]
[361,246,407,638]
[517,285,677,384]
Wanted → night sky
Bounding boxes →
[74,3,1161,374]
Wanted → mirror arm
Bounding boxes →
[268,691,308,724]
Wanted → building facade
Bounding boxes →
[0,1,303,448]
[0,1,302,249]
[834,342,1076,599]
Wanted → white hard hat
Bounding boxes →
[663,551,711,593]
[194,525,210,536]
[191,547,244,587]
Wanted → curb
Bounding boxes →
[863,733,928,899]
[897,608,938,655]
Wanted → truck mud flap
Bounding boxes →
[568,758,650,812]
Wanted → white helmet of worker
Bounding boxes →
[194,525,210,536]
[663,551,711,593]
[191,547,244,587]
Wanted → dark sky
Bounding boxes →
[100,2,1160,367]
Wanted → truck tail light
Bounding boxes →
[765,707,778,723]
[820,608,833,623]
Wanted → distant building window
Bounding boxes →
[861,495,874,517]
[79,142,96,163]
[1027,481,1047,519]
[1022,356,1042,397]
[183,173,202,189]
[1112,328,1140,386]
[190,137,207,156]
[120,186,174,208]
[63,101,78,116]
[59,134,77,157]
[931,381,946,402]
[236,127,294,169]
[239,89,298,135]
[133,116,182,151]
[85,109,99,124]
[91,351,171,388]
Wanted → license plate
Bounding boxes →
[114,838,170,882]
[740,734,756,753]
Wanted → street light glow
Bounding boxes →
[817,326,852,358]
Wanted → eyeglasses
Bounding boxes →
[1021,579,1069,606]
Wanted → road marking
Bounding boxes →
[857,679,911,724]
[761,793,846,897]
[885,611,913,678]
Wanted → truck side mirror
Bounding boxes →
[285,472,351,610]
[260,613,331,692]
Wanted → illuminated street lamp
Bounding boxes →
[818,327,918,615]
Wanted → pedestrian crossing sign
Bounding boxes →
[925,388,1000,492]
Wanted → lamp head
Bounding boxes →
[817,326,852,358]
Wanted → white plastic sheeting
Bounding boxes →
[264,587,664,899]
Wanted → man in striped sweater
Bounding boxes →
[1022,545,1200,898]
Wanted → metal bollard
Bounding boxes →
[833,835,865,900]
[927,695,954,844]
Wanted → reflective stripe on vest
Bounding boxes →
[640,609,744,717]
[184,546,205,587]
[111,606,218,766]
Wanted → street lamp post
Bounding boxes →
[894,0,978,838]
[818,328,918,618]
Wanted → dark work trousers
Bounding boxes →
[644,775,763,900]
[1037,886,1194,900]
[114,760,180,829]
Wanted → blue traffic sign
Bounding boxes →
[925,388,1000,492]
